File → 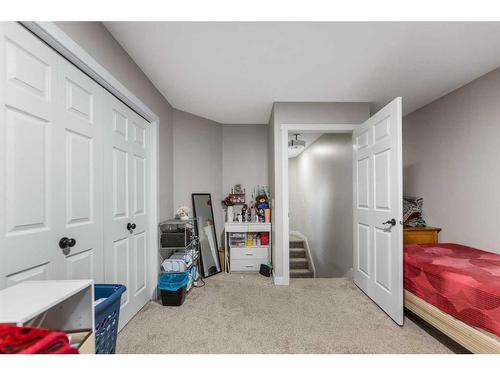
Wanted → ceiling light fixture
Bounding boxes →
[288,133,306,151]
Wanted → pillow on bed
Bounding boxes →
[403,196,426,226]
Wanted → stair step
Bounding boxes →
[289,257,308,269]
[290,240,305,249]
[290,248,306,258]
[290,268,314,278]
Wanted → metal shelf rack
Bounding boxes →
[157,219,201,296]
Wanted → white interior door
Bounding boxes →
[103,93,149,330]
[0,23,104,287]
[352,97,403,325]
[55,56,104,282]
[0,23,60,288]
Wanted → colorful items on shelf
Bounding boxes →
[229,232,269,247]
[260,232,269,246]
[223,184,271,223]
[228,232,268,247]
[229,232,246,247]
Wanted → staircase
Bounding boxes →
[289,237,314,278]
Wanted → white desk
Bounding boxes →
[224,222,271,272]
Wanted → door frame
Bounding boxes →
[20,22,160,301]
[280,123,357,285]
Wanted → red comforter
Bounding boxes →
[404,243,500,337]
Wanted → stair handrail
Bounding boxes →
[289,231,316,278]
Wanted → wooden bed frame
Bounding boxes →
[404,290,500,354]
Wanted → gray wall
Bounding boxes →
[404,67,500,254]
[173,119,269,245]
[269,102,371,282]
[172,109,224,237]
[222,124,268,198]
[55,22,174,221]
[289,133,353,277]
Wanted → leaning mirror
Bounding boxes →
[192,193,221,278]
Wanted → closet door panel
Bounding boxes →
[129,113,149,314]
[5,263,50,287]
[5,108,49,234]
[110,107,131,231]
[133,231,147,296]
[0,23,59,288]
[112,146,129,219]
[112,237,130,308]
[103,96,134,328]
[130,113,148,234]
[133,154,146,216]
[66,249,95,280]
[57,57,103,282]
[65,77,93,124]
[103,95,149,330]
[4,26,53,116]
[65,130,93,225]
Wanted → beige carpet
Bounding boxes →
[117,273,466,354]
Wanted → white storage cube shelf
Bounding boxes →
[0,280,94,332]
[224,223,271,273]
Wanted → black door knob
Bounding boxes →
[127,223,136,232]
[59,237,69,249]
[383,218,397,226]
[132,223,136,230]
[59,237,76,249]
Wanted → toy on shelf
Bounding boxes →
[255,194,269,223]
[175,206,191,221]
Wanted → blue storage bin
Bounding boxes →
[94,284,126,354]
[158,273,189,306]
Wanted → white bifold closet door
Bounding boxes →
[103,94,149,330]
[0,22,150,329]
[0,22,104,287]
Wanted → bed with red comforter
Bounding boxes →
[404,243,500,337]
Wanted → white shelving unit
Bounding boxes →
[224,222,271,272]
[0,280,95,353]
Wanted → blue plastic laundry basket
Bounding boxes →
[94,284,126,354]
